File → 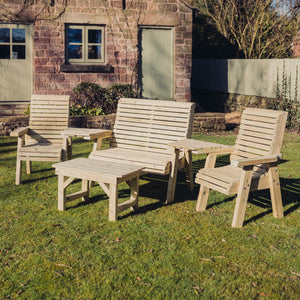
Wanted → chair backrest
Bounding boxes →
[231,108,288,161]
[112,98,195,154]
[27,95,70,145]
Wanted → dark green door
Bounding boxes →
[139,27,174,100]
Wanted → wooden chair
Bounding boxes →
[195,108,288,228]
[11,95,70,185]
[88,98,195,204]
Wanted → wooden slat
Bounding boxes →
[235,139,273,151]
[241,119,277,129]
[234,144,270,156]
[119,98,194,108]
[236,135,273,145]
[117,112,189,123]
[114,122,187,133]
[238,129,274,140]
[110,142,171,154]
[239,124,275,135]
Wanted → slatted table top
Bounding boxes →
[169,139,233,154]
[53,158,143,182]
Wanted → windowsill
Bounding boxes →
[60,64,114,73]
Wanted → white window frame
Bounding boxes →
[66,24,105,64]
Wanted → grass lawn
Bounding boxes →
[0,132,299,299]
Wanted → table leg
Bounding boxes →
[109,183,118,221]
[82,179,89,202]
[185,150,193,191]
[58,174,66,211]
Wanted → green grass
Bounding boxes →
[0,133,299,299]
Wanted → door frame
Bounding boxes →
[0,23,33,103]
[138,26,174,100]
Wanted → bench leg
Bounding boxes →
[26,161,32,174]
[166,148,180,204]
[58,175,66,211]
[109,183,118,221]
[130,176,139,211]
[16,158,22,185]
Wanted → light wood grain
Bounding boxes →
[11,95,70,184]
[195,108,288,228]
[89,98,195,204]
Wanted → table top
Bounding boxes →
[169,139,234,154]
[61,128,112,140]
[53,158,143,180]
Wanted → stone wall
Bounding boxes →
[1,112,241,136]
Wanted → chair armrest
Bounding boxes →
[10,126,29,137]
[231,154,282,168]
[89,130,112,140]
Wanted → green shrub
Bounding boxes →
[70,83,136,116]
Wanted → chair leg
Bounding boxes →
[16,158,22,185]
[26,161,32,174]
[196,185,210,211]
[232,168,253,228]
[267,164,284,218]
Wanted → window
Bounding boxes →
[66,25,104,64]
[0,27,26,60]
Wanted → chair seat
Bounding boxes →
[89,147,185,175]
[18,143,63,161]
[195,165,268,196]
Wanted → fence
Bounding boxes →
[192,59,300,101]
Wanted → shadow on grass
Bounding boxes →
[45,155,300,224]
[0,141,17,148]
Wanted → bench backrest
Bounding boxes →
[28,95,70,145]
[112,98,195,154]
[231,108,287,161]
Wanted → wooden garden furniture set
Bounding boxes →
[11,95,288,227]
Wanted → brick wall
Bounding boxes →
[6,0,193,102]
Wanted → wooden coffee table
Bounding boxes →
[53,158,143,221]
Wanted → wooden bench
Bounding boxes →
[88,98,195,204]
[53,158,143,221]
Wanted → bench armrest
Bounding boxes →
[10,126,29,137]
[231,154,282,168]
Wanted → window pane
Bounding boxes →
[68,45,82,59]
[12,45,25,59]
[88,30,102,44]
[68,28,82,43]
[12,29,25,43]
[0,28,10,43]
[0,45,10,58]
[88,45,101,59]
